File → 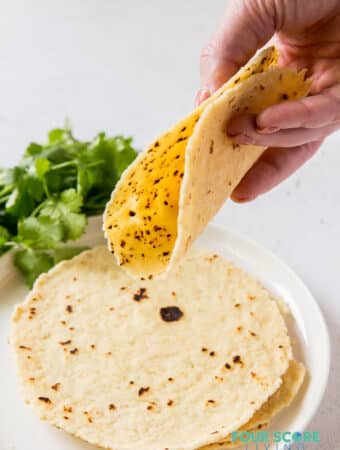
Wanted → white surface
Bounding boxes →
[0,1,339,448]
[0,219,330,450]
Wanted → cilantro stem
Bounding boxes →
[3,240,18,248]
[65,126,78,143]
[49,161,77,171]
[0,185,13,197]
[84,160,105,168]
[31,202,47,217]
[42,179,50,198]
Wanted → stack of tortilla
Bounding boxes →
[12,46,309,450]
[12,247,304,450]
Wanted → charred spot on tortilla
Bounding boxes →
[160,306,184,322]
[38,396,52,404]
[133,287,148,302]
[138,386,150,396]
[233,355,244,367]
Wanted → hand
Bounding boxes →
[197,0,340,202]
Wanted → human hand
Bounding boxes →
[197,0,340,202]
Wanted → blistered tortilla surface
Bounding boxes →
[12,246,292,450]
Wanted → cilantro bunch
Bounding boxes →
[0,126,137,286]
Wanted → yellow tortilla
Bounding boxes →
[104,47,310,277]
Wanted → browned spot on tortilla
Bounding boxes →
[138,387,150,396]
[133,287,148,302]
[38,397,51,404]
[160,306,183,322]
[209,140,214,154]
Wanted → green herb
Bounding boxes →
[0,124,137,286]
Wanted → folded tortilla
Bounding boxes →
[104,47,311,277]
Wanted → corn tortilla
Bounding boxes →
[201,360,305,450]
[104,47,310,277]
[12,246,294,450]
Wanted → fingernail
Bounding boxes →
[195,87,210,106]
[257,126,280,134]
[231,193,258,203]
[232,196,251,203]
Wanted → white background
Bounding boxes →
[0,0,339,448]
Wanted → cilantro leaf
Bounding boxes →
[0,124,137,286]
[63,213,87,240]
[18,216,63,249]
[59,188,83,212]
[39,188,87,241]
[79,133,137,212]
[35,157,51,179]
[25,142,43,157]
[112,136,138,177]
[48,128,65,143]
[5,167,44,218]
[14,248,54,287]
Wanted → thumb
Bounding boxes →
[199,0,276,97]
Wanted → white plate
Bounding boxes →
[0,218,330,450]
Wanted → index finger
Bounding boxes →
[256,85,340,130]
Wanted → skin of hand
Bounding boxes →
[197,0,340,202]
